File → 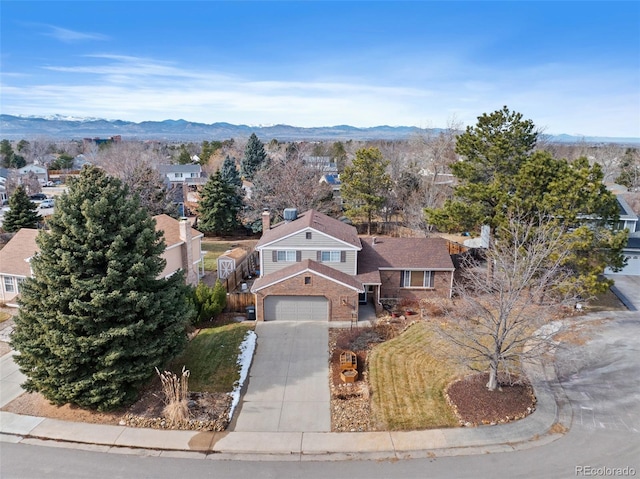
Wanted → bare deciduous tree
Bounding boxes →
[244,155,336,227]
[435,215,579,391]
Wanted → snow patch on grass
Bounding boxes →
[229,329,256,420]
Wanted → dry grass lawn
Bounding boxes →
[369,321,467,430]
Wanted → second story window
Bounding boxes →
[274,250,299,262]
[318,251,345,262]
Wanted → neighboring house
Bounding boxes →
[72,154,91,170]
[153,214,205,284]
[615,195,638,233]
[158,164,206,186]
[605,195,640,276]
[18,164,48,184]
[606,232,640,276]
[305,156,338,173]
[0,228,39,304]
[319,173,342,204]
[251,209,454,322]
[0,216,204,305]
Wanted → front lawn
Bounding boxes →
[170,322,254,393]
[368,321,467,430]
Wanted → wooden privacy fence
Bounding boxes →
[446,240,469,255]
[225,292,255,313]
[222,250,259,313]
[222,250,258,292]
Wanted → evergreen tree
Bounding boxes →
[426,106,538,231]
[177,145,192,164]
[241,133,267,180]
[220,155,242,187]
[425,107,626,295]
[11,166,193,411]
[340,147,392,235]
[192,279,227,322]
[2,185,41,232]
[0,139,14,167]
[198,170,243,235]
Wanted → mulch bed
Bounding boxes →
[445,373,536,426]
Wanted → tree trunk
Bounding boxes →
[487,360,499,391]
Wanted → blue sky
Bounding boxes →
[1,1,639,137]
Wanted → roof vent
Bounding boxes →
[283,208,298,222]
[372,236,377,245]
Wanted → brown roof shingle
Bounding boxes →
[256,210,361,249]
[0,229,40,277]
[357,236,455,275]
[152,214,203,247]
[252,258,363,292]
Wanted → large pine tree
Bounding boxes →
[2,185,41,232]
[220,155,242,187]
[240,133,267,180]
[11,166,193,411]
[340,147,392,235]
[198,170,243,235]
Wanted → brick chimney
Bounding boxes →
[179,218,197,285]
[262,210,271,232]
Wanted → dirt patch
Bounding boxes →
[445,373,536,426]
[2,379,232,431]
[328,315,412,432]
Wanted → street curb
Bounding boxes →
[0,359,572,461]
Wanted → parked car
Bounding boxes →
[39,199,55,209]
[29,193,48,202]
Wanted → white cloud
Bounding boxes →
[1,54,638,137]
[43,25,108,43]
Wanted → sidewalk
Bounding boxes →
[0,335,573,461]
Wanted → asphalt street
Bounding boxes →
[2,312,639,479]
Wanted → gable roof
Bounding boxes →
[358,236,455,274]
[256,209,360,250]
[251,258,364,293]
[158,164,202,175]
[0,229,40,277]
[153,214,203,247]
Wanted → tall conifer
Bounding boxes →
[12,166,193,410]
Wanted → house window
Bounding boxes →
[401,271,434,288]
[175,173,183,178]
[3,276,14,293]
[318,251,345,262]
[306,232,312,240]
[16,278,25,293]
[304,276,312,285]
[275,250,298,262]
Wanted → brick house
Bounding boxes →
[251,209,455,321]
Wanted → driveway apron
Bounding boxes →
[232,321,331,432]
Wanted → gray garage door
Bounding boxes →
[264,296,328,321]
[607,254,640,276]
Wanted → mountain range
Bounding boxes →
[1,114,638,144]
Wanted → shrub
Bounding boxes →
[157,367,190,424]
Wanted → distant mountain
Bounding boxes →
[1,114,638,144]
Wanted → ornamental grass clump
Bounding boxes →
[157,366,190,424]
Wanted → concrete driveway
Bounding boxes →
[231,321,331,432]
[606,274,640,311]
